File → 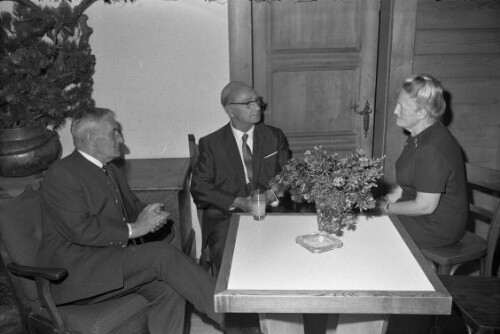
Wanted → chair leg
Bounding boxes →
[437,264,452,275]
[427,259,437,273]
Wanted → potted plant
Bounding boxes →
[0,0,97,177]
[269,146,384,236]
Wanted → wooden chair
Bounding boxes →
[0,186,150,334]
[438,273,500,334]
[188,134,218,277]
[436,191,500,334]
[421,162,500,276]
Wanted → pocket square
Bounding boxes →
[264,151,278,159]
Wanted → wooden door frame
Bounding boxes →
[228,0,253,85]
[372,0,417,186]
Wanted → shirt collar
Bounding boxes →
[78,150,104,168]
[231,124,255,142]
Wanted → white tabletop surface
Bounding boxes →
[227,214,434,292]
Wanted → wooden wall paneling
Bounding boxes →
[416,0,500,30]
[412,0,500,170]
[413,54,500,78]
[443,78,500,127]
[449,125,500,167]
[415,29,500,55]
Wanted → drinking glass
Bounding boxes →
[251,189,266,221]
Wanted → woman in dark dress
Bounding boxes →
[379,74,467,249]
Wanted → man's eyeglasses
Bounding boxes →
[229,97,264,110]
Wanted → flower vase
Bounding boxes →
[316,205,345,235]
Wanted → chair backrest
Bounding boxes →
[188,134,203,225]
[466,162,500,277]
[188,133,199,171]
[0,185,45,323]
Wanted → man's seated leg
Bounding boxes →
[135,281,185,334]
[202,210,231,274]
[206,226,229,274]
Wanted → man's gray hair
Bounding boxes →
[71,107,115,148]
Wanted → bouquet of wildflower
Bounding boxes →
[269,146,384,235]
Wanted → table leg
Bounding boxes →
[259,313,304,334]
[326,314,389,334]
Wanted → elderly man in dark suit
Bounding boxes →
[191,81,291,273]
[37,107,259,334]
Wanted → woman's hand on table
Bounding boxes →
[376,199,391,215]
[384,185,402,203]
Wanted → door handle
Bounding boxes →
[351,101,372,138]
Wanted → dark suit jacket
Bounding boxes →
[37,150,146,304]
[190,123,290,243]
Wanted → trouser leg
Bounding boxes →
[126,242,224,326]
[202,215,231,274]
[72,242,224,330]
[135,281,185,334]
[206,229,227,273]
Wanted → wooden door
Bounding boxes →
[229,0,380,157]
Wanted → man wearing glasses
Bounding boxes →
[191,81,291,275]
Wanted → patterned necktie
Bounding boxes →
[102,164,128,220]
[242,134,254,191]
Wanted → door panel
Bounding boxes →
[270,70,356,132]
[251,0,380,157]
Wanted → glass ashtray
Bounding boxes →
[295,232,343,253]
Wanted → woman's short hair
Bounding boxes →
[71,107,115,144]
[402,74,446,118]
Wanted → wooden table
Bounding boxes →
[214,214,451,334]
[115,158,193,254]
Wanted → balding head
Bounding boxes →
[220,81,255,107]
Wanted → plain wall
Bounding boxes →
[58,0,230,158]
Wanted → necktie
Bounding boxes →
[103,165,145,244]
[102,164,128,221]
[242,134,254,192]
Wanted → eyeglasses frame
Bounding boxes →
[228,97,264,110]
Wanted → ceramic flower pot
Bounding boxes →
[0,125,62,177]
